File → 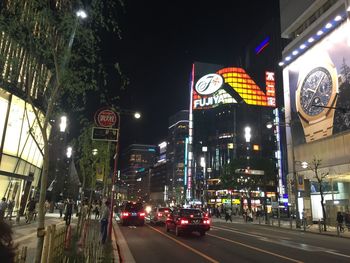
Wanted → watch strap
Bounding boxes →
[302,110,335,142]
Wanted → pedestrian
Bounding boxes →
[336,211,344,233]
[225,208,232,222]
[94,203,100,220]
[44,200,50,215]
[0,221,17,262]
[64,198,73,225]
[26,198,36,223]
[6,200,14,221]
[100,200,110,244]
[58,202,64,218]
[0,198,7,222]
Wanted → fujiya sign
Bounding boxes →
[195,74,223,95]
[94,108,118,127]
[192,66,276,110]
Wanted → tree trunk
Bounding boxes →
[320,188,327,231]
[35,142,49,263]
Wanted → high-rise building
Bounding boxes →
[119,144,157,201]
[167,110,189,205]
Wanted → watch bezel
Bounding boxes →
[296,62,338,123]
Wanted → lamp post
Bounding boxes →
[108,109,141,238]
[266,120,304,228]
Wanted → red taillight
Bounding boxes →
[180,219,189,225]
[203,219,210,224]
[204,213,209,217]
[164,210,169,213]
[158,212,163,217]
[190,214,194,218]
[122,212,129,217]
[139,212,145,217]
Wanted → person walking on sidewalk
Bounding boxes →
[6,200,14,221]
[0,197,7,222]
[337,211,344,233]
[26,198,36,223]
[64,198,74,226]
[100,200,110,244]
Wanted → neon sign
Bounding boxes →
[192,67,276,110]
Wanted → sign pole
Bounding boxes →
[108,111,120,238]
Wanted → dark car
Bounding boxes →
[165,208,210,236]
[120,201,145,226]
[150,207,172,225]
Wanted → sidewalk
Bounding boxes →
[211,215,350,239]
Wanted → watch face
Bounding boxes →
[299,67,333,116]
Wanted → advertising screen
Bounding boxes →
[192,62,276,110]
[283,21,350,145]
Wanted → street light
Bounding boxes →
[266,120,303,228]
[76,9,88,19]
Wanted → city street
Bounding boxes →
[117,219,350,263]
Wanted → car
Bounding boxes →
[150,207,172,225]
[165,208,210,236]
[120,201,145,226]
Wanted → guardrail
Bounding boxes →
[41,223,69,262]
[14,246,27,263]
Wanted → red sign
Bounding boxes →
[95,108,118,127]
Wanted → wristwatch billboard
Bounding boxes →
[295,53,339,143]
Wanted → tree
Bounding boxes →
[308,157,329,231]
[0,1,125,261]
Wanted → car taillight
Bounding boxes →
[164,210,169,213]
[203,219,210,224]
[139,212,145,217]
[122,212,129,217]
[180,219,189,225]
[158,212,163,217]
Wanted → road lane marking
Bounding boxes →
[207,233,304,263]
[147,225,219,263]
[213,225,350,258]
[325,251,350,258]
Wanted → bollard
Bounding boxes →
[290,217,293,229]
[259,215,261,225]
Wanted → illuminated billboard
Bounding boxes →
[192,62,276,110]
[283,20,350,145]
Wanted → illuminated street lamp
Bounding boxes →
[76,9,88,19]
[59,116,67,132]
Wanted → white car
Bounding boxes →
[150,207,172,225]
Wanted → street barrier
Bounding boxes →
[14,246,27,263]
[41,223,68,263]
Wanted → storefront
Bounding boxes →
[0,88,47,215]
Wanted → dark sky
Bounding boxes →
[106,1,278,150]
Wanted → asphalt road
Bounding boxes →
[118,220,350,263]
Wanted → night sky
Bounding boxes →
[104,1,278,150]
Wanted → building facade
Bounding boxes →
[0,0,60,216]
[167,110,189,205]
[280,0,350,223]
[119,144,157,201]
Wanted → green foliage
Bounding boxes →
[76,122,113,189]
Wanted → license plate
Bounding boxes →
[192,220,200,224]
[132,213,137,216]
